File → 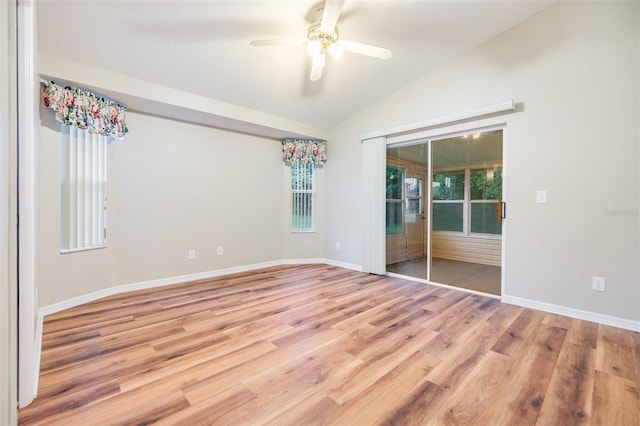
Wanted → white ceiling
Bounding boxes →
[37,0,553,129]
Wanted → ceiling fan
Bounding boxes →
[250,0,392,81]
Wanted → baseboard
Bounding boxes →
[502,295,640,332]
[39,258,363,318]
[323,258,363,272]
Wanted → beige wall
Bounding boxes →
[325,1,640,321]
[37,110,306,306]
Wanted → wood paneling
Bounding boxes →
[432,232,502,266]
[386,234,407,265]
[18,264,640,425]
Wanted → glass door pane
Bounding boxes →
[385,143,429,280]
[430,130,503,295]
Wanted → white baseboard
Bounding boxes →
[39,259,363,317]
[502,295,640,332]
[324,258,363,272]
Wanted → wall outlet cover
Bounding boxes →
[592,276,606,292]
[536,190,548,204]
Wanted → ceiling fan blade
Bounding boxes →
[341,40,392,60]
[320,0,345,33]
[310,63,324,81]
[250,38,307,47]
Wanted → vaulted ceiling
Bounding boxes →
[37,0,554,129]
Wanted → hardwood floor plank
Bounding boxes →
[327,350,438,425]
[535,342,595,425]
[18,264,640,426]
[155,384,257,426]
[424,318,505,392]
[379,380,448,425]
[119,339,277,392]
[264,394,341,426]
[428,350,513,426]
[595,324,640,382]
[590,370,640,425]
[181,323,346,406]
[490,308,546,356]
[500,323,567,425]
[326,325,437,404]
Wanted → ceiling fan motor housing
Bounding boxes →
[307,23,339,58]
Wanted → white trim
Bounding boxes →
[324,259,363,272]
[17,0,37,409]
[361,100,515,141]
[40,259,361,317]
[502,295,640,332]
[0,0,18,422]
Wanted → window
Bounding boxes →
[432,170,465,232]
[432,167,502,235]
[470,168,502,235]
[404,176,423,223]
[60,125,107,251]
[291,163,315,232]
[386,166,403,234]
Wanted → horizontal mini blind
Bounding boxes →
[61,125,107,250]
[291,163,314,232]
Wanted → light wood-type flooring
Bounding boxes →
[387,257,502,296]
[19,264,640,425]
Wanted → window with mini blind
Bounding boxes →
[60,125,108,251]
[291,163,315,232]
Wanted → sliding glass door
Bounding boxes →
[386,129,504,296]
[430,130,503,295]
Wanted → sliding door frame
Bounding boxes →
[386,121,508,297]
[361,101,516,291]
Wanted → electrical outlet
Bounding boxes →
[536,190,548,204]
[188,249,196,260]
[336,241,341,250]
[592,276,606,292]
[217,246,224,255]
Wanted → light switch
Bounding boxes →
[536,190,548,204]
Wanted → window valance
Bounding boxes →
[41,80,128,140]
[282,139,327,166]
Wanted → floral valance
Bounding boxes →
[41,80,128,140]
[282,139,327,166]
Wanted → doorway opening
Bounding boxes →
[385,129,503,296]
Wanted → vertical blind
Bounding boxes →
[291,163,314,232]
[61,125,107,250]
[362,136,387,274]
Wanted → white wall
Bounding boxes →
[325,1,639,322]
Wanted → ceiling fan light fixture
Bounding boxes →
[250,0,391,81]
[312,53,326,68]
[328,41,343,59]
[307,40,322,58]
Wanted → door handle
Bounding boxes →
[498,199,506,222]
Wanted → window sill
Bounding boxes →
[60,244,107,254]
